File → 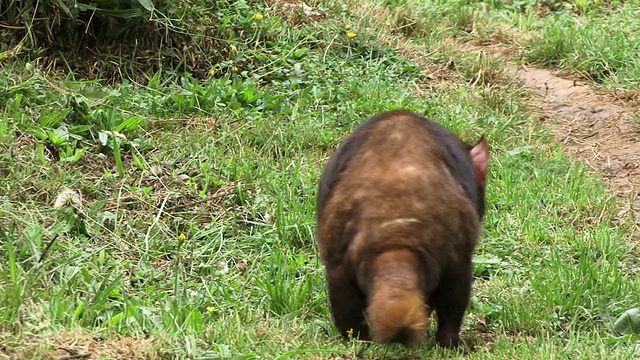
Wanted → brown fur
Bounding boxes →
[366,249,428,345]
[316,110,488,348]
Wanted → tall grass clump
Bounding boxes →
[1,0,267,81]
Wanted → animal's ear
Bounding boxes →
[469,137,489,186]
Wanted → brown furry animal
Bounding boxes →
[316,109,489,348]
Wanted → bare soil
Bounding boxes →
[514,65,640,229]
[463,42,640,238]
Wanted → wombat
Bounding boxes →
[316,109,488,347]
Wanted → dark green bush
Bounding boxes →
[0,0,235,81]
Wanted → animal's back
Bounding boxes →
[316,109,487,347]
[317,110,480,264]
[317,110,483,223]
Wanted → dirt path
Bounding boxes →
[462,43,639,232]
[514,65,640,230]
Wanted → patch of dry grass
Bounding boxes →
[0,329,164,360]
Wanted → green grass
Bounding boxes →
[1,0,640,359]
[520,5,640,90]
[395,0,640,92]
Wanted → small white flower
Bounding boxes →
[216,261,230,275]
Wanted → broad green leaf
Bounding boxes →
[48,131,68,146]
[137,0,155,12]
[293,48,310,58]
[60,148,86,164]
[24,126,48,140]
[116,116,144,132]
[614,308,640,335]
[508,145,534,157]
[54,0,74,18]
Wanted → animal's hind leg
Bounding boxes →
[432,267,472,348]
[325,265,370,340]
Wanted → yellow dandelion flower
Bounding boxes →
[179,233,186,242]
[344,24,351,30]
[347,32,357,39]
[386,22,392,27]
[206,306,215,313]
[230,45,238,52]
[254,13,263,21]
[233,66,238,72]
[208,68,215,76]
